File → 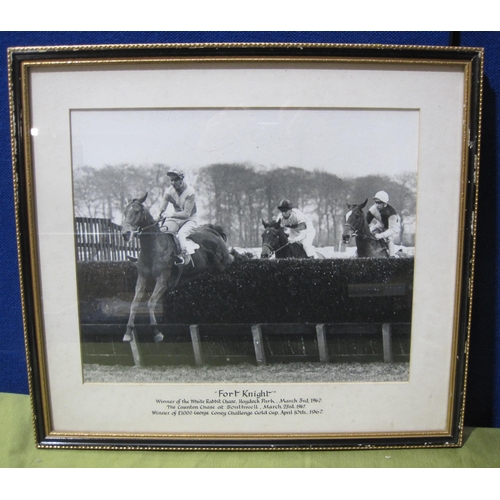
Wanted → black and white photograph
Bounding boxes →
[73,108,417,385]
[10,43,481,448]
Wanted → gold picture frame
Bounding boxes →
[9,43,483,450]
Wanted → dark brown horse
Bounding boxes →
[121,193,236,343]
[260,219,308,259]
[342,200,389,258]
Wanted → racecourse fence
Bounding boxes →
[80,322,411,367]
[75,217,139,261]
[77,258,414,367]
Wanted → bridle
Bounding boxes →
[343,220,379,242]
[123,205,186,283]
[123,202,159,236]
[262,228,291,257]
[261,241,290,257]
[141,216,165,233]
[343,222,358,242]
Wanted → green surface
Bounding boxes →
[1,392,499,467]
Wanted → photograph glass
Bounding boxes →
[10,44,482,449]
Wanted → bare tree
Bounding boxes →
[74,162,417,249]
[309,170,349,247]
[73,163,170,223]
[196,163,267,246]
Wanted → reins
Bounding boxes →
[131,215,174,239]
[343,222,380,242]
[136,216,164,234]
[275,241,291,253]
[262,241,290,257]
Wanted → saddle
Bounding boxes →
[159,229,189,265]
[159,219,201,266]
[158,227,181,250]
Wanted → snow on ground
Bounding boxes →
[232,246,414,259]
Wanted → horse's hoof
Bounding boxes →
[123,333,132,342]
[154,332,164,343]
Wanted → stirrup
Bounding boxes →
[176,251,194,266]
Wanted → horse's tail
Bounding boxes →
[203,223,228,242]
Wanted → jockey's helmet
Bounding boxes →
[373,191,389,204]
[167,168,185,180]
[277,199,293,211]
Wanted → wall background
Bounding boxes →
[0,31,497,428]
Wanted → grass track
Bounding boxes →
[83,361,409,384]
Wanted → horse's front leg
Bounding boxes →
[147,271,170,342]
[124,273,148,342]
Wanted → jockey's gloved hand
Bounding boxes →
[375,233,385,240]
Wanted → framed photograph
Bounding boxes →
[9,43,482,450]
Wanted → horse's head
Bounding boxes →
[261,219,287,259]
[342,199,368,244]
[121,193,154,242]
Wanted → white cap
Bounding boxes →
[373,191,389,203]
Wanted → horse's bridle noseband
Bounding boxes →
[124,202,160,236]
[343,223,357,241]
[261,232,290,257]
[261,242,275,256]
[343,222,379,242]
[343,222,362,243]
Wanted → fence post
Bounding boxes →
[251,324,266,366]
[316,324,329,363]
[382,323,394,363]
[129,328,143,367]
[190,325,204,366]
